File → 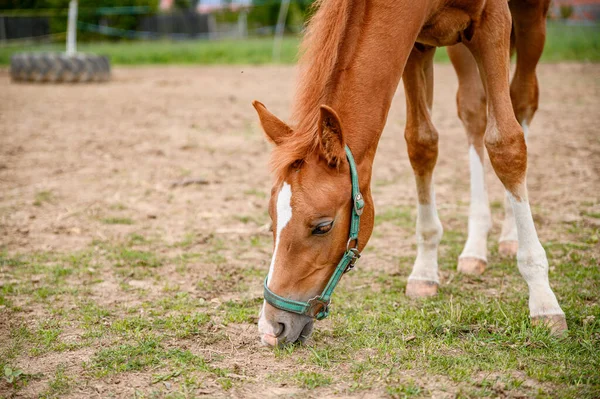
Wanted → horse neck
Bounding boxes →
[323,2,428,175]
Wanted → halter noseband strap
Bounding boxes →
[263,145,364,320]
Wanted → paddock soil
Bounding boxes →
[0,64,599,398]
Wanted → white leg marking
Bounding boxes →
[408,188,443,284]
[460,146,492,262]
[507,192,564,317]
[267,182,293,285]
[500,193,518,243]
[521,122,529,143]
[259,182,293,339]
[500,121,529,245]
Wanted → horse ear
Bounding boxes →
[252,100,292,145]
[318,105,345,168]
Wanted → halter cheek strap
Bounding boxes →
[263,145,364,320]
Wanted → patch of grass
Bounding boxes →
[33,190,54,206]
[79,301,111,338]
[3,365,24,385]
[101,217,135,225]
[89,338,228,380]
[490,200,504,211]
[375,206,414,228]
[249,234,270,249]
[110,312,211,339]
[41,364,73,398]
[2,364,40,392]
[128,233,149,245]
[243,188,267,199]
[89,338,168,376]
[114,248,161,268]
[220,298,262,324]
[109,203,128,211]
[541,21,600,61]
[0,37,300,65]
[292,371,332,389]
[217,377,233,390]
[386,381,421,398]
[154,291,206,313]
[172,232,196,249]
[30,320,62,356]
[234,212,269,226]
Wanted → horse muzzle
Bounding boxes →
[258,301,314,347]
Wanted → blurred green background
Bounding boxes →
[0,0,598,65]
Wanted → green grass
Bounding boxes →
[433,21,600,63]
[0,37,300,65]
[0,216,598,397]
[33,190,54,207]
[542,21,600,61]
[0,22,598,65]
[41,364,72,398]
[101,217,135,225]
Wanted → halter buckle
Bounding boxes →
[344,247,361,273]
[354,193,364,216]
[307,296,329,319]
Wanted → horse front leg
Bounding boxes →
[448,43,492,275]
[403,45,444,298]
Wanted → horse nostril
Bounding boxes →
[276,322,285,337]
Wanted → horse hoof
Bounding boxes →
[531,314,568,335]
[457,257,486,275]
[405,280,438,298]
[498,240,518,257]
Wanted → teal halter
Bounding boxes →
[263,145,365,320]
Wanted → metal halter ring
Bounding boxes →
[346,237,359,251]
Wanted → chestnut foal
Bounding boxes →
[254,0,567,347]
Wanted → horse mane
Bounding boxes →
[270,0,354,181]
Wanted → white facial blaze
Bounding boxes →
[259,182,293,342]
[267,182,292,285]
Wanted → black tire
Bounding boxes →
[10,53,111,83]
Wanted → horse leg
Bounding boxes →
[448,43,491,275]
[465,0,566,333]
[403,45,444,298]
[499,0,551,257]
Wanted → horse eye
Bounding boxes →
[312,221,333,235]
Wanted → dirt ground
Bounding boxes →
[0,63,599,398]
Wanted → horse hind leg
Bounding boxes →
[402,45,444,298]
[448,43,491,276]
[499,0,551,257]
[465,0,566,334]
